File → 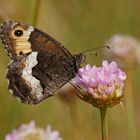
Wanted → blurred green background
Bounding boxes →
[0,0,140,140]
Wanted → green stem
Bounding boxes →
[10,103,22,129]
[100,107,109,140]
[32,0,42,26]
[125,69,137,140]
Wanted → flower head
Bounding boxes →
[104,34,140,68]
[5,121,62,140]
[73,60,126,108]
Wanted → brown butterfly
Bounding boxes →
[0,21,85,104]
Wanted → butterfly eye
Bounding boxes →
[14,30,23,37]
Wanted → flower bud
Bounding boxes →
[105,34,140,68]
[5,121,62,140]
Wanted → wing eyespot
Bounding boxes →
[14,30,23,37]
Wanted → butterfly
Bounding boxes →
[0,21,85,104]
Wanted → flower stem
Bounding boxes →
[125,69,137,140]
[32,0,42,26]
[100,107,109,140]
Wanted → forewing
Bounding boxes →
[29,28,72,58]
[0,21,72,59]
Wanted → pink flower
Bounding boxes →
[105,34,140,68]
[73,60,126,108]
[5,121,62,140]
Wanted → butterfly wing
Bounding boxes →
[29,28,72,58]
[7,51,78,104]
[0,21,72,59]
[0,21,83,104]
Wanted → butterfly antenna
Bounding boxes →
[81,45,110,55]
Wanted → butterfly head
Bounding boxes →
[0,21,34,59]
